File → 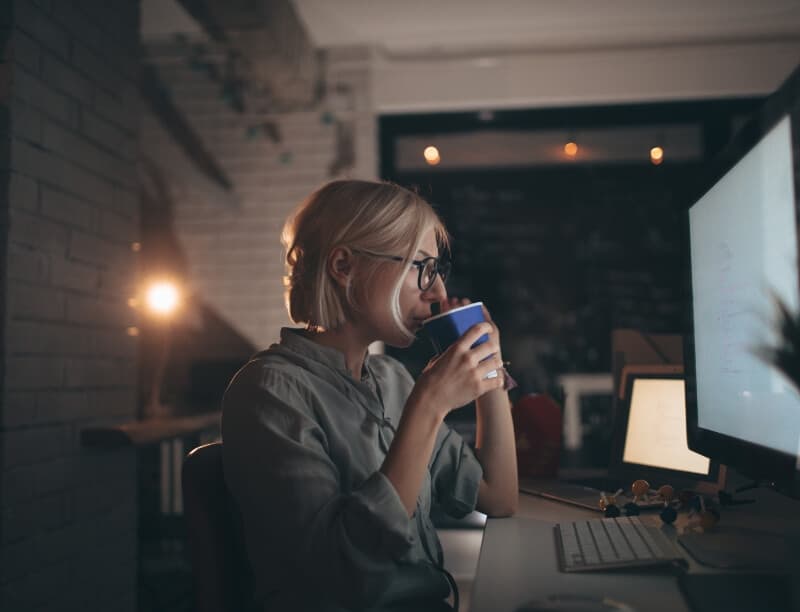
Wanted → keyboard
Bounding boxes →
[555,516,687,572]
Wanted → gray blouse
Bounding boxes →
[222,328,483,612]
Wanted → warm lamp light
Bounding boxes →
[146,281,180,316]
[423,145,441,166]
[143,280,182,418]
[650,146,664,165]
[564,141,578,158]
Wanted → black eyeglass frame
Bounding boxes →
[352,248,451,291]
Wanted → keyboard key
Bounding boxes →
[575,520,601,565]
[617,516,655,559]
[600,518,636,561]
[588,518,618,562]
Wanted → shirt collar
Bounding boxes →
[279,327,371,379]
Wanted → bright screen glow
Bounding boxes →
[689,115,800,458]
[623,378,710,475]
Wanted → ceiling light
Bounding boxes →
[424,146,441,166]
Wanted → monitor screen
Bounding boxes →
[685,64,800,496]
[623,377,710,475]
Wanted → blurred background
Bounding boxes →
[1,1,799,610]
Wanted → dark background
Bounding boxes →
[380,99,763,462]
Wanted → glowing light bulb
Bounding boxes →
[146,281,180,316]
[650,146,664,165]
[423,146,441,166]
[564,141,578,157]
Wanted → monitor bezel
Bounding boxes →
[682,63,800,499]
[610,371,723,491]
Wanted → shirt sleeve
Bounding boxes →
[428,423,484,518]
[221,362,414,610]
[376,354,484,520]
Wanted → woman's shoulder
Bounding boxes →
[230,346,318,392]
[223,345,323,407]
[221,349,323,434]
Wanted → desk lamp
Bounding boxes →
[143,279,182,418]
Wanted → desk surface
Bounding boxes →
[469,486,800,612]
[80,411,220,447]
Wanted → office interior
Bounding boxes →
[1,1,799,611]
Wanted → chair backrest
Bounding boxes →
[182,442,253,612]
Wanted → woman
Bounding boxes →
[222,179,518,611]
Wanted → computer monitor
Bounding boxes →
[684,63,800,499]
[610,370,723,493]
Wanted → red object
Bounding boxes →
[512,394,562,478]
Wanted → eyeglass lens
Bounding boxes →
[420,258,450,290]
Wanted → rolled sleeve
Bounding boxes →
[429,426,484,518]
[347,471,414,551]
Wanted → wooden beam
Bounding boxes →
[175,0,228,45]
[140,63,233,191]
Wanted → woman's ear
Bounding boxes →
[327,246,355,288]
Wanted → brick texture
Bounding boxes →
[140,41,376,351]
[0,1,140,610]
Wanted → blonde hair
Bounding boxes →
[282,180,449,339]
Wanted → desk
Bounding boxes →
[469,488,800,612]
[557,373,613,451]
[81,411,221,514]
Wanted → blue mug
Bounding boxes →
[422,302,498,378]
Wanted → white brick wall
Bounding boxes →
[141,40,377,349]
[1,1,140,610]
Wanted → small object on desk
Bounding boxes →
[657,484,675,502]
[659,505,678,524]
[686,495,720,532]
[623,501,641,516]
[598,489,621,510]
[604,504,621,518]
[631,479,650,502]
[601,488,623,517]
[520,480,664,513]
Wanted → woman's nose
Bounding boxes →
[423,274,447,302]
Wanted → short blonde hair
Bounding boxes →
[282,180,449,338]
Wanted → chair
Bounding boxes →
[182,442,254,612]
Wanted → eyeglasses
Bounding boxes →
[352,248,451,291]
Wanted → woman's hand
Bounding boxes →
[412,320,505,419]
